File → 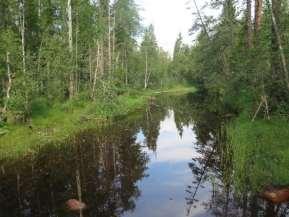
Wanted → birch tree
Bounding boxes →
[141,25,158,89]
[67,0,74,99]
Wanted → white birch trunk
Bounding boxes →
[75,8,79,94]
[67,0,74,98]
[20,0,29,119]
[89,45,92,85]
[112,12,116,75]
[144,51,148,89]
[92,41,100,99]
[3,52,12,115]
[21,0,26,76]
[108,3,112,76]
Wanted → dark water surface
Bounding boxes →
[0,93,288,217]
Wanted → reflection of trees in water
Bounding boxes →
[0,93,200,217]
[141,104,165,152]
[186,111,235,217]
[185,96,289,217]
[156,93,196,137]
[2,93,287,217]
[0,97,185,217]
[140,94,194,151]
[0,122,149,217]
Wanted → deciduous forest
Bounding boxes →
[0,0,173,123]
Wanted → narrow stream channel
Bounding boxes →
[125,110,201,217]
[0,93,288,217]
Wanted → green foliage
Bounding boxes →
[182,0,289,116]
[229,116,289,193]
[30,97,51,117]
[169,35,193,84]
[184,0,289,196]
[0,0,173,122]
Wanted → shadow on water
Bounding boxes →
[0,93,288,217]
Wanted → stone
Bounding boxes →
[261,186,289,204]
[65,199,87,211]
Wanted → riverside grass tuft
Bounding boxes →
[229,115,289,193]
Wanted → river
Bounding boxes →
[0,93,288,217]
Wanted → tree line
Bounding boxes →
[2,0,286,124]
[0,0,172,123]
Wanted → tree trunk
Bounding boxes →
[246,0,253,48]
[271,0,289,89]
[67,0,74,99]
[89,45,92,85]
[92,41,100,99]
[144,51,148,89]
[271,0,281,80]
[3,52,12,116]
[21,0,26,78]
[75,7,79,94]
[20,0,29,120]
[112,13,116,75]
[124,49,128,86]
[192,0,209,38]
[108,4,112,77]
[254,0,263,32]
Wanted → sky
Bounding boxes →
[136,0,194,54]
[135,0,221,55]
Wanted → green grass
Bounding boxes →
[0,85,195,159]
[229,115,289,193]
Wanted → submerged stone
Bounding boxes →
[65,199,87,211]
[261,186,289,204]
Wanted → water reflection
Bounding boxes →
[126,109,196,217]
[185,93,289,217]
[0,93,288,217]
[0,123,149,217]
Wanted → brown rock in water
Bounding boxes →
[261,186,289,204]
[65,199,87,211]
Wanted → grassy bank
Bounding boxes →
[0,86,196,159]
[229,115,289,192]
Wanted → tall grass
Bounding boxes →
[229,115,289,193]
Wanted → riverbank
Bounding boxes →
[0,86,196,159]
[229,114,289,192]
